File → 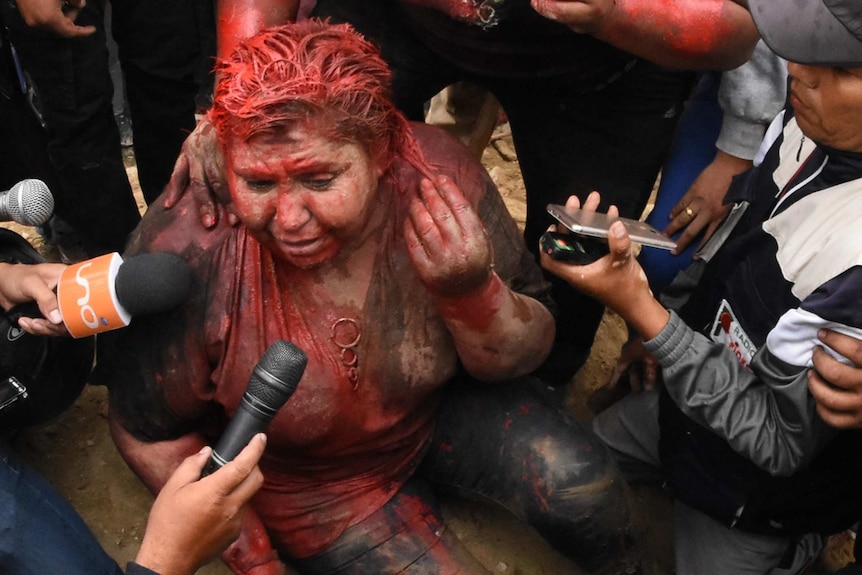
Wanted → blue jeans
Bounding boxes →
[0,441,122,575]
[640,72,724,294]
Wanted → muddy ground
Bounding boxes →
[4,118,847,574]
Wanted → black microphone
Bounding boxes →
[202,340,307,477]
[0,179,54,226]
[7,252,192,338]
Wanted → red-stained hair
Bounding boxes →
[210,19,430,177]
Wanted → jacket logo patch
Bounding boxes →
[710,299,757,368]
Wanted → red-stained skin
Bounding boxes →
[612,0,729,57]
[224,123,386,270]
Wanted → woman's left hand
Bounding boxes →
[405,175,492,298]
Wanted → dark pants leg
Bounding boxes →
[290,378,634,575]
[422,377,635,572]
[0,0,141,256]
[111,0,208,204]
[312,0,458,120]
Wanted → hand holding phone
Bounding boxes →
[546,204,676,251]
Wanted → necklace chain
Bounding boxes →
[330,317,361,390]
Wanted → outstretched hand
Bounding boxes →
[15,0,96,37]
[163,116,235,229]
[540,192,670,340]
[404,175,493,298]
[0,262,67,336]
[808,330,862,429]
[134,434,267,575]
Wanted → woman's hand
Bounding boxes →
[541,192,670,340]
[0,262,67,336]
[664,150,750,254]
[808,330,862,429]
[162,116,234,229]
[134,434,268,575]
[405,175,492,298]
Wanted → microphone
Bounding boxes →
[202,340,307,477]
[9,252,192,338]
[0,179,54,226]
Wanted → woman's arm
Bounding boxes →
[405,175,555,380]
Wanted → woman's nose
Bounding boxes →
[275,191,311,230]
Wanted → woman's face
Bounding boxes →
[225,123,385,268]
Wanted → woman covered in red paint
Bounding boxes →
[95,21,635,575]
[168,0,757,388]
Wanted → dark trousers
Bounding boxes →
[0,0,212,254]
[290,378,634,574]
[312,0,695,382]
[110,0,211,204]
[0,0,140,256]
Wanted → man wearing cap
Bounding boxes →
[542,0,862,573]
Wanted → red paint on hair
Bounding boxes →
[211,20,433,179]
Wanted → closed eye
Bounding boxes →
[245,179,276,192]
[302,174,337,191]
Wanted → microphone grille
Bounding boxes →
[9,179,54,226]
[248,340,307,409]
[114,253,193,316]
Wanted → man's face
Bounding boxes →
[788,62,862,151]
[225,123,384,268]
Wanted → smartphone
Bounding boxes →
[546,204,677,251]
[0,376,28,413]
[540,231,609,264]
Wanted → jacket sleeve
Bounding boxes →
[716,40,788,161]
[644,310,834,477]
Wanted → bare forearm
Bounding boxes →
[217,0,299,60]
[436,274,555,380]
[594,0,757,70]
[109,416,207,494]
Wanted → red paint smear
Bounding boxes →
[615,0,731,57]
[439,441,454,453]
[435,274,505,332]
[519,404,531,415]
[504,416,513,430]
[528,458,551,511]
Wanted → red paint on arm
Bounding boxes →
[613,0,729,56]
[601,0,756,68]
[434,273,506,332]
[217,0,299,60]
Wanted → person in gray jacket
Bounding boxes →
[542,0,862,572]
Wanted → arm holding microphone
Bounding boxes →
[133,434,268,575]
[109,340,307,575]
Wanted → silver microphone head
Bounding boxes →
[0,179,55,226]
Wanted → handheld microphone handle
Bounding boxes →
[202,340,306,477]
[202,395,274,476]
